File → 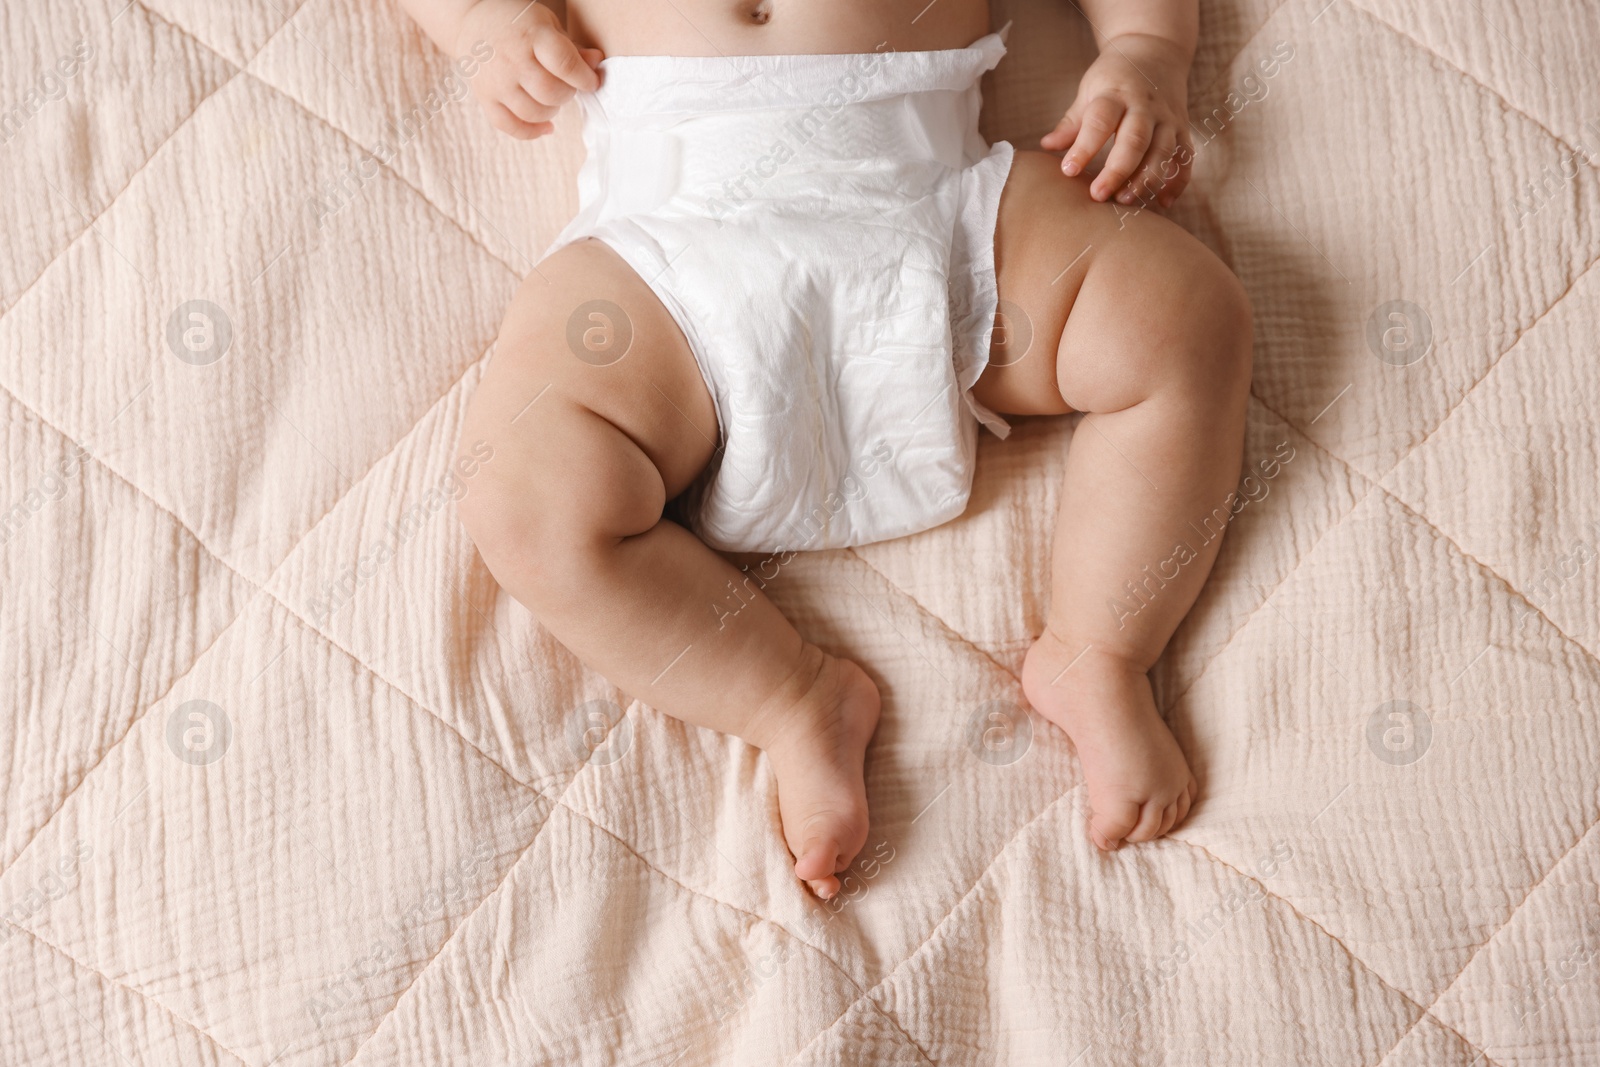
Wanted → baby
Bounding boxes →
[402,0,1251,899]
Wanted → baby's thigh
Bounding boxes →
[460,238,718,503]
[976,150,1238,417]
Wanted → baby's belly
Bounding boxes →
[565,0,992,57]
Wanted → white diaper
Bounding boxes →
[545,32,1015,553]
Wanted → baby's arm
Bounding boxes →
[1042,0,1199,207]
[398,0,602,139]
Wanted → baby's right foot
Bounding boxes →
[745,648,881,899]
[1021,631,1196,851]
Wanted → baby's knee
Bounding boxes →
[1145,241,1253,402]
[1192,254,1253,390]
[456,466,547,589]
[456,454,605,605]
[457,415,668,597]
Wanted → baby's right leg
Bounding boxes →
[456,239,879,898]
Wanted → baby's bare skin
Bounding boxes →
[566,0,991,57]
[402,0,1249,897]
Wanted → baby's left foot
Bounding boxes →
[745,648,881,899]
[1021,631,1196,851]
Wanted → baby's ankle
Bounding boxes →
[1026,629,1154,707]
[1039,627,1148,675]
[741,642,833,752]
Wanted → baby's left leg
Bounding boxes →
[974,151,1254,851]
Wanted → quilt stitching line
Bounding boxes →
[349,796,880,1067]
[554,774,880,994]
[1240,395,1600,1042]
[1182,843,1505,1067]
[11,3,1591,1064]
[818,422,1599,1065]
[572,797,952,1064]
[837,421,1559,1054]
[1368,251,1600,498]
[4,544,573,1067]
[257,584,550,796]
[1252,367,1600,678]
[335,693,669,1065]
[130,0,283,63]
[344,786,573,1067]
[0,345,492,884]
[1370,1012,1503,1067]
[137,0,537,283]
[0,395,253,887]
[1392,823,1600,1064]
[1154,34,1600,716]
[0,73,238,327]
[238,68,529,281]
[786,784,1087,1065]
[258,576,544,786]
[0,0,327,327]
[1370,506,1600,1005]
[844,548,1024,684]
[1153,418,1375,717]
[865,998,939,1067]
[3,917,255,1067]
[1379,483,1600,693]
[547,802,877,1028]
[845,998,939,1067]
[1166,246,1599,715]
[1345,0,1600,167]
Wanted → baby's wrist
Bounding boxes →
[450,1,491,58]
[1101,30,1195,73]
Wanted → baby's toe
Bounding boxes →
[1124,798,1171,844]
[1089,799,1142,851]
[793,834,844,882]
[1156,799,1180,837]
[806,875,841,900]
[1176,782,1196,825]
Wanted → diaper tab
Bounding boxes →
[588,33,1007,118]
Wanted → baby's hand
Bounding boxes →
[455,0,602,140]
[1042,34,1194,208]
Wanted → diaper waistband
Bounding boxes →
[588,31,1008,118]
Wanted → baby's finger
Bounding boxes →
[501,86,558,126]
[533,27,600,92]
[1093,111,1153,201]
[1125,124,1178,205]
[1040,109,1080,152]
[519,61,578,108]
[1061,95,1123,178]
[1158,132,1196,207]
[485,100,550,140]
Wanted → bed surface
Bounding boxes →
[3,0,1599,1063]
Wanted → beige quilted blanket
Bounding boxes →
[4,0,1598,1063]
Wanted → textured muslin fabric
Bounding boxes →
[547,33,1016,552]
[3,0,1600,1063]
